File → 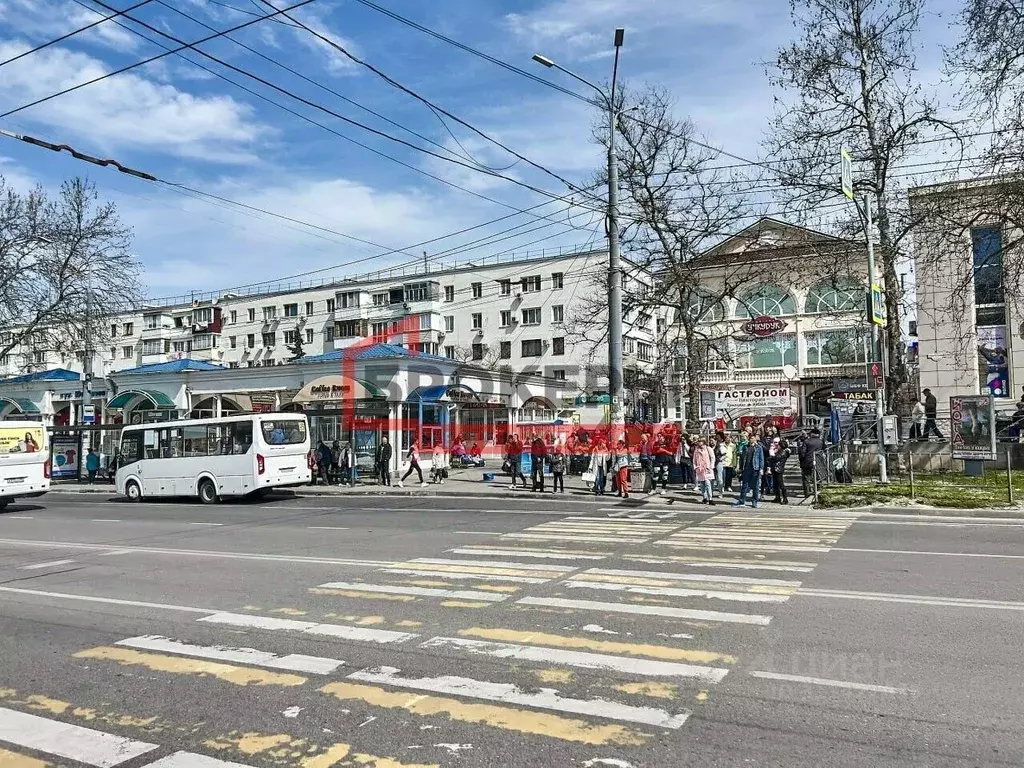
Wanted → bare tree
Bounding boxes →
[0,176,143,370]
[765,0,959,408]
[447,343,501,369]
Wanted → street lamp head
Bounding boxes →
[532,53,555,68]
[614,28,625,47]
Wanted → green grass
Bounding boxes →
[818,473,1022,510]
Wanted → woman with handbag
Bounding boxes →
[398,440,425,488]
[693,436,716,505]
[587,439,610,495]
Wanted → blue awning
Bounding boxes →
[0,397,40,414]
[107,389,176,409]
[407,383,479,402]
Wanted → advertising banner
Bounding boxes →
[51,434,81,479]
[714,387,794,416]
[0,426,44,455]
[950,395,997,461]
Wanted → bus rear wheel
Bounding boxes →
[125,481,142,502]
[198,479,219,505]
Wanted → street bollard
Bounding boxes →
[908,445,915,501]
[1008,451,1014,506]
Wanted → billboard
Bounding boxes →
[51,434,81,479]
[950,395,997,461]
[0,427,44,455]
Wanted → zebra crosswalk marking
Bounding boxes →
[0,707,158,767]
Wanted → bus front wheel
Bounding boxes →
[125,481,142,502]
[198,479,219,505]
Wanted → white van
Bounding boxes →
[0,421,50,509]
[115,413,311,503]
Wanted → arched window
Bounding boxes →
[734,286,796,318]
[805,279,862,314]
[735,335,798,370]
[687,293,726,323]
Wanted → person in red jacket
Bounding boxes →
[530,434,547,492]
[505,434,527,488]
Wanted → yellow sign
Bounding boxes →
[841,148,854,200]
[0,427,44,455]
[870,283,886,326]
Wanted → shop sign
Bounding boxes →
[295,376,352,404]
[833,378,871,394]
[445,387,478,403]
[950,394,996,461]
[831,391,876,401]
[714,387,794,415]
[741,315,786,338]
[249,392,277,413]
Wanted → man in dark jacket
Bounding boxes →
[798,429,824,497]
[733,435,765,508]
[316,440,333,485]
[922,388,944,440]
[376,436,393,486]
[530,434,546,492]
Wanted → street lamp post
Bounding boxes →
[533,28,626,438]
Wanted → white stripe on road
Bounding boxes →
[317,582,507,602]
[419,637,729,683]
[0,586,215,613]
[562,580,791,603]
[503,534,647,544]
[516,596,772,625]
[584,568,802,587]
[144,752,257,768]
[187,522,223,527]
[658,541,831,553]
[383,568,549,584]
[665,533,838,543]
[91,519,120,523]
[834,547,1024,559]
[448,548,606,561]
[115,635,344,674]
[409,558,575,572]
[5,516,32,519]
[349,666,691,728]
[18,559,76,570]
[623,557,814,573]
[198,612,418,643]
[748,670,909,694]
[0,707,158,767]
[853,519,1024,527]
[453,531,505,535]
[307,526,350,530]
[799,587,1024,611]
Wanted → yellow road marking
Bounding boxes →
[74,647,306,687]
[533,669,574,684]
[0,747,51,768]
[302,744,351,768]
[270,608,308,616]
[474,585,520,593]
[72,708,159,727]
[21,696,68,715]
[395,620,423,628]
[310,588,417,602]
[319,682,648,745]
[440,600,491,608]
[390,563,564,579]
[204,733,295,755]
[614,682,678,700]
[0,687,170,733]
[457,627,737,665]
[696,690,709,702]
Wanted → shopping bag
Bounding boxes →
[582,470,596,484]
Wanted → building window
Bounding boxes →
[123,322,134,335]
[305,328,314,344]
[373,292,388,307]
[734,286,796,318]
[500,310,513,327]
[657,317,666,335]
[262,332,276,348]
[522,308,541,325]
[283,303,298,317]
[0,354,10,366]
[336,320,367,338]
[172,341,190,353]
[553,369,566,381]
[552,337,565,356]
[472,313,483,330]
[192,334,216,351]
[444,316,454,333]
[552,305,564,323]
[144,314,160,330]
[372,321,389,339]
[522,275,541,292]
[283,330,298,345]
[340,292,360,309]
[193,307,213,324]
[472,343,485,361]
[263,306,277,321]
[805,329,871,366]
[499,279,511,296]
[637,341,653,362]
[500,341,511,359]
[444,285,455,302]
[110,323,118,337]
[229,310,237,324]
[522,339,542,357]
[305,301,314,315]
[122,346,134,359]
[735,335,797,369]
[326,299,336,313]
[405,283,430,302]
[973,226,1009,396]
[323,326,335,343]
[445,345,456,359]
[552,272,564,289]
[229,336,237,349]
[805,279,862,313]
[624,337,635,354]
[247,308,256,323]
[973,226,1004,305]
[247,334,256,348]
[472,282,483,299]
[142,340,164,356]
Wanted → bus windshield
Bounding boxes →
[261,420,307,446]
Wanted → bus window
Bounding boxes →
[183,425,210,458]
[231,422,253,455]
[119,433,144,466]
[261,420,306,445]
[160,427,183,458]
[143,428,160,459]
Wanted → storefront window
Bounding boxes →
[805,279,862,313]
[734,335,797,369]
[734,286,796,318]
[805,329,871,366]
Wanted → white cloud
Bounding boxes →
[0,0,140,52]
[0,41,267,163]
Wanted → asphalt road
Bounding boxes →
[0,491,1021,768]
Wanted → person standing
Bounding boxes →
[909,398,925,441]
[85,448,100,484]
[922,388,944,440]
[612,440,631,499]
[722,433,737,492]
[398,440,425,487]
[713,432,727,498]
[588,439,610,495]
[733,435,765,509]
[678,437,694,490]
[529,434,547,492]
[316,440,332,485]
[550,444,566,494]
[431,443,447,484]
[653,437,672,494]
[771,439,793,504]
[639,433,654,495]
[693,436,716,506]
[505,434,527,489]
[376,436,393,486]
[798,428,824,498]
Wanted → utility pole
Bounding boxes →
[864,193,889,484]
[606,28,625,440]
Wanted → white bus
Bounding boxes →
[115,413,311,503]
[0,421,50,509]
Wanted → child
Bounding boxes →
[550,445,566,494]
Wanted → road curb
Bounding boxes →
[855,504,1024,519]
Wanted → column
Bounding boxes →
[214,394,223,419]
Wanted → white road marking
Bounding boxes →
[91,519,120,523]
[383,568,549,584]
[748,670,910,694]
[628,512,652,519]
[798,587,1024,611]
[502,534,647,544]
[853,519,1024,527]
[307,526,349,530]
[145,751,258,768]
[584,567,801,587]
[115,635,344,674]
[658,541,831,553]
[0,706,158,767]
[187,522,223,527]
[0,537,396,567]
[453,531,505,535]
[448,548,606,561]
[623,557,814,573]
[282,706,302,718]
[517,596,773,625]
[317,581,507,602]
[834,547,1024,559]
[419,637,728,682]
[409,558,575,572]
[19,559,76,570]
[349,666,691,728]
[0,586,215,613]
[583,759,636,768]
[562,580,791,603]
[198,612,418,643]
[5,516,32,519]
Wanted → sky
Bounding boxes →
[0,0,964,301]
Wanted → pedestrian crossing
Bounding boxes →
[0,508,859,766]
